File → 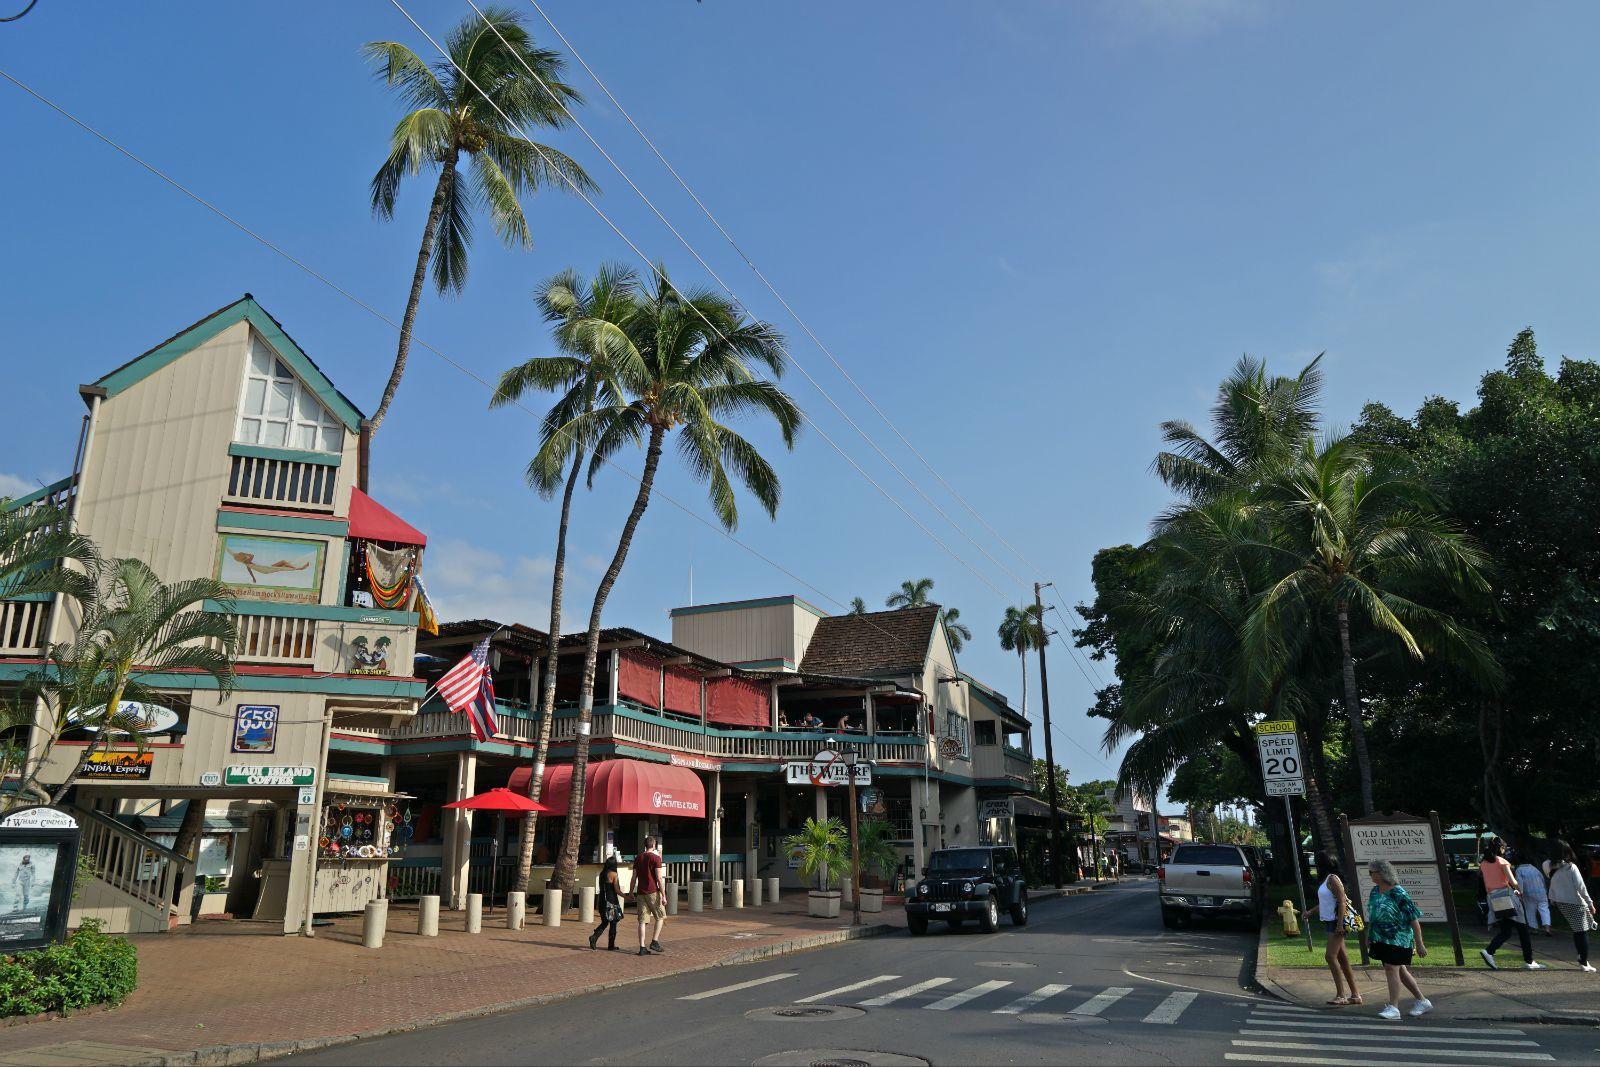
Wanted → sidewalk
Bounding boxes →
[1256,922,1600,1025]
[0,896,897,1067]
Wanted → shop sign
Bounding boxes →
[1348,820,1437,863]
[224,765,316,787]
[199,771,222,787]
[232,704,279,754]
[346,634,394,676]
[649,790,701,814]
[784,748,871,787]
[81,751,154,780]
[68,701,180,736]
[668,753,721,772]
[0,806,81,951]
[859,788,886,815]
[979,798,1015,821]
[214,533,325,605]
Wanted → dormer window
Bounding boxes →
[237,335,343,452]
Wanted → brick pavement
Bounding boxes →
[0,897,900,1066]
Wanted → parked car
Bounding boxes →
[1158,843,1263,928]
[906,846,1029,935]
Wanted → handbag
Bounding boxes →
[603,900,623,923]
[1342,901,1364,933]
[1487,886,1517,914]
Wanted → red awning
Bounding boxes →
[348,487,428,546]
[506,759,705,818]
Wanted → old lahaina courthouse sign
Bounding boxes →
[1340,810,1464,965]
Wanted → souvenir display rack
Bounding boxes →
[317,792,414,861]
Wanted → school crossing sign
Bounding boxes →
[1254,720,1306,797]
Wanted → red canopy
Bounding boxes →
[507,759,705,818]
[442,787,549,813]
[348,487,427,546]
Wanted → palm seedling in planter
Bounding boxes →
[855,819,901,913]
[784,817,848,918]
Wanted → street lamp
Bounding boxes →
[842,750,861,928]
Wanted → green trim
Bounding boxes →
[228,442,341,467]
[203,599,415,625]
[217,509,348,537]
[337,540,352,607]
[668,594,829,620]
[2,475,76,512]
[95,297,364,432]
[0,662,425,696]
[1,593,53,603]
[328,771,390,784]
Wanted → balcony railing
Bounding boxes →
[230,613,318,665]
[0,599,49,656]
[225,453,337,511]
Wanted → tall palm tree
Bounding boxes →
[364,7,595,433]
[849,597,867,615]
[1245,434,1500,815]
[885,578,933,609]
[548,266,801,892]
[997,603,1043,714]
[939,606,971,655]
[0,498,97,602]
[492,265,630,894]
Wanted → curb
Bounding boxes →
[125,921,893,1067]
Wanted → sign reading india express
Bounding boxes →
[224,765,316,787]
[81,751,154,780]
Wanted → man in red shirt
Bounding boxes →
[632,835,666,956]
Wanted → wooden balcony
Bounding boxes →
[0,598,50,657]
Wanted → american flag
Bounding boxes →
[435,636,500,742]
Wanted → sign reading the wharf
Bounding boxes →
[1254,720,1306,797]
[668,753,721,772]
[784,748,871,787]
[1349,820,1437,863]
[81,751,154,780]
[224,765,316,787]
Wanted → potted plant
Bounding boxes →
[784,817,847,918]
[855,819,900,913]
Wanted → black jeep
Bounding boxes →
[906,846,1028,935]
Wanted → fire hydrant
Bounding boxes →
[1278,899,1299,938]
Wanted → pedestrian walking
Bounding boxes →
[588,855,622,951]
[1512,841,1552,936]
[1547,840,1596,973]
[1479,838,1542,970]
[1306,852,1361,1005]
[631,835,666,957]
[1365,859,1432,1021]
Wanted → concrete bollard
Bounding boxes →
[747,877,762,907]
[665,879,679,916]
[732,879,746,908]
[765,877,780,904]
[543,887,563,926]
[841,879,853,906]
[688,881,704,912]
[507,891,526,930]
[418,894,440,936]
[710,879,725,910]
[579,886,596,924]
[362,899,388,949]
[466,893,483,934]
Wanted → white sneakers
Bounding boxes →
[1408,998,1434,1017]
[1378,1004,1402,1021]
[1526,961,1547,970]
[1480,949,1498,970]
[1581,964,1596,973]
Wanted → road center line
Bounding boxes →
[794,975,901,1004]
[677,972,796,1001]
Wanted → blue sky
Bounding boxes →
[4,1,1600,792]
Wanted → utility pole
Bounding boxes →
[844,750,862,927]
[1035,582,1065,889]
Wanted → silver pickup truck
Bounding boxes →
[1158,843,1262,928]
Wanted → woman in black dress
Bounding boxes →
[589,855,623,950]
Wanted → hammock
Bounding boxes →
[363,544,415,610]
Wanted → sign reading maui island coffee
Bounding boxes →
[224,765,316,787]
[1340,810,1463,965]
[784,747,872,787]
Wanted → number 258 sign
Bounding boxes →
[1255,720,1306,797]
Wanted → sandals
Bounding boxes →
[1328,994,1363,1006]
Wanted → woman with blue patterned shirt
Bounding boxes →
[1366,859,1433,1020]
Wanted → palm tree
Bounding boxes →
[492,265,630,894]
[849,597,867,615]
[997,603,1043,714]
[1245,434,1500,815]
[0,498,97,602]
[548,266,801,893]
[784,817,848,891]
[885,578,933,609]
[939,606,971,654]
[363,7,595,433]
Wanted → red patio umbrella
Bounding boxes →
[443,787,550,812]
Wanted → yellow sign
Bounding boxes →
[1255,720,1297,736]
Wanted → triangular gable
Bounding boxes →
[92,295,365,432]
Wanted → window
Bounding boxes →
[974,721,997,746]
[237,335,343,452]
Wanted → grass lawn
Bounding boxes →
[1261,882,1495,969]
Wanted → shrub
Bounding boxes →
[0,919,138,1018]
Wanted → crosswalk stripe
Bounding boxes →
[1142,991,1198,1024]
[1068,986,1133,1016]
[1231,1040,1553,1062]
[1243,1017,1528,1036]
[925,980,1012,1011]
[1252,1004,1317,1014]
[993,983,1072,1015]
[795,975,900,1004]
[677,972,796,1001]
[1227,1055,1473,1067]
[860,977,953,1006]
[1241,1029,1540,1048]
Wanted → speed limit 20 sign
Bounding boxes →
[1255,719,1306,797]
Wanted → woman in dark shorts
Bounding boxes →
[1306,851,1361,1005]
[1366,859,1432,1021]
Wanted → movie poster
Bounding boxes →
[0,844,60,945]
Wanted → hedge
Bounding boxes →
[0,919,138,1017]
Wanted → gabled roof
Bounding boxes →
[800,605,939,676]
[89,295,365,432]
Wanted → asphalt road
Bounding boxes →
[289,880,1600,1066]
